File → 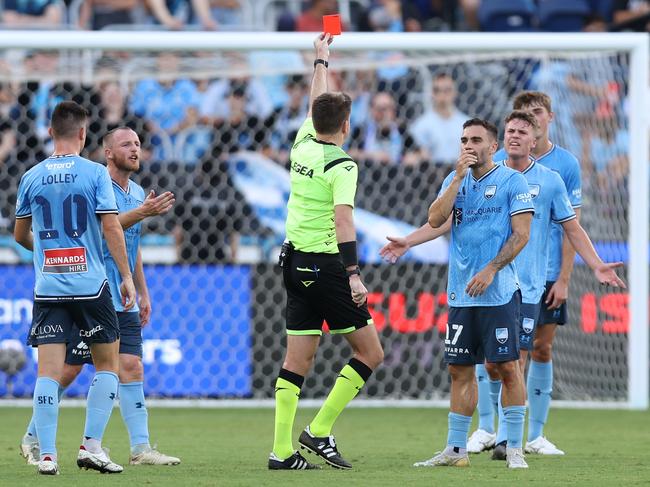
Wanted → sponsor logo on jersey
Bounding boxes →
[528,184,540,199]
[497,346,509,354]
[45,161,75,170]
[516,192,532,203]
[43,247,88,274]
[484,185,497,199]
[290,160,314,178]
[495,327,509,344]
[453,207,463,226]
[522,317,535,334]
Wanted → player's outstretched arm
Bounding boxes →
[561,219,626,288]
[335,204,368,307]
[306,33,332,118]
[466,212,532,297]
[380,217,451,263]
[13,217,33,251]
[546,207,582,309]
[134,248,152,326]
[119,190,175,230]
[101,213,136,310]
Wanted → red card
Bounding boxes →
[323,14,342,35]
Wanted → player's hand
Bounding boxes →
[454,150,477,180]
[120,276,137,311]
[545,279,568,310]
[379,236,409,264]
[314,33,332,60]
[142,190,175,217]
[594,262,626,289]
[466,266,496,297]
[349,274,368,307]
[139,294,152,327]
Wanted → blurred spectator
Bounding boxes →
[173,159,244,263]
[206,82,272,160]
[198,0,243,28]
[2,0,63,26]
[0,84,17,168]
[459,0,480,30]
[86,76,153,162]
[78,0,138,30]
[581,114,629,193]
[296,0,338,31]
[410,73,469,165]
[348,92,421,165]
[407,0,458,31]
[200,75,273,124]
[612,0,650,31]
[130,52,202,159]
[146,0,221,30]
[269,75,308,164]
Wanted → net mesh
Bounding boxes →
[0,44,631,402]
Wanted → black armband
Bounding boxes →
[314,58,329,69]
[338,241,358,268]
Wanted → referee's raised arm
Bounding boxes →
[307,33,332,118]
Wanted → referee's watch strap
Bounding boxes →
[314,58,329,69]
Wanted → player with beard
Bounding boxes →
[20,127,179,467]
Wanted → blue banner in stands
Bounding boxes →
[0,265,252,398]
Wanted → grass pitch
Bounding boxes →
[0,406,648,486]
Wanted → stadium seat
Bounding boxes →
[478,0,535,32]
[538,0,593,32]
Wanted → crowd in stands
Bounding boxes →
[0,1,636,263]
[0,1,647,32]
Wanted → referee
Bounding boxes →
[268,34,384,471]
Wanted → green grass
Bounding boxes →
[1,407,649,486]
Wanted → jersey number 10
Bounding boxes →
[35,194,88,240]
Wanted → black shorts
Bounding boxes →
[283,249,373,336]
[65,311,143,366]
[538,280,568,325]
[445,291,521,365]
[519,300,542,351]
[28,283,119,348]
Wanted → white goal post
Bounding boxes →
[0,31,646,409]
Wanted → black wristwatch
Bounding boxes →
[314,58,329,69]
[346,266,361,277]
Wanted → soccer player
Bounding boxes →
[268,33,384,471]
[14,101,136,475]
[414,118,534,469]
[20,127,179,466]
[488,92,583,456]
[484,111,624,460]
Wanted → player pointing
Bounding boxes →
[14,101,135,475]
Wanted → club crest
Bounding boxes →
[528,184,540,199]
[484,185,497,199]
[495,327,509,344]
[522,317,534,334]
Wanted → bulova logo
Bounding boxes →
[31,324,64,336]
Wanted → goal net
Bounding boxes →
[0,32,646,408]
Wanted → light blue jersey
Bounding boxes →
[15,155,118,300]
[495,144,581,281]
[439,164,534,307]
[500,160,576,304]
[102,180,145,312]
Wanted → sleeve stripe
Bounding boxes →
[324,157,354,172]
[553,215,577,224]
[510,208,535,216]
[572,204,582,209]
[15,213,32,219]
[96,209,118,214]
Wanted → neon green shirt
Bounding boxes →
[285,118,358,253]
